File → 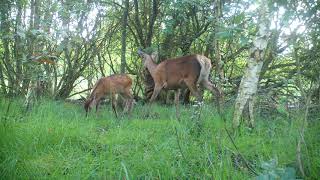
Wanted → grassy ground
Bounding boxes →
[0,98,319,179]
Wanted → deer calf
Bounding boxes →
[84,74,134,117]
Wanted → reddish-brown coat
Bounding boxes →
[84,74,134,117]
[138,50,221,119]
[153,55,201,90]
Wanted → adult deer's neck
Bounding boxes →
[145,60,158,79]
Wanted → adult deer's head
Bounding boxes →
[137,49,158,68]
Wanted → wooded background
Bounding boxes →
[0,0,319,116]
[0,1,320,178]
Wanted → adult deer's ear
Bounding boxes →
[151,52,158,62]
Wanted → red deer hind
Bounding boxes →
[137,50,221,117]
[84,74,134,117]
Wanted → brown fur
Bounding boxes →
[84,74,134,117]
[155,55,201,90]
[138,50,221,118]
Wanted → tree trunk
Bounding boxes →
[118,0,130,108]
[144,69,155,100]
[0,62,7,94]
[135,0,159,100]
[120,0,129,74]
[24,0,43,108]
[55,78,78,99]
[42,0,54,96]
[146,0,158,47]
[14,0,23,91]
[213,0,224,105]
[232,4,270,129]
[0,0,15,95]
[133,0,145,48]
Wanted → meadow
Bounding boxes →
[0,98,319,179]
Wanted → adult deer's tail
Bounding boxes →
[196,55,212,84]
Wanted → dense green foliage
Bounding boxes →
[0,0,319,102]
[1,0,319,179]
[1,98,319,179]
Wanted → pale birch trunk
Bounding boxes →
[232,55,263,128]
[232,4,269,129]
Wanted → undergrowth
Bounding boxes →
[0,98,318,179]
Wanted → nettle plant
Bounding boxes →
[256,158,297,180]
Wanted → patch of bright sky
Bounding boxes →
[246,2,306,54]
[19,0,307,55]
[22,3,102,42]
[247,3,305,34]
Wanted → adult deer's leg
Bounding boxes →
[202,80,223,112]
[175,89,181,120]
[202,80,221,97]
[127,89,134,113]
[121,95,129,114]
[122,89,134,114]
[149,83,163,102]
[184,80,202,101]
[143,83,163,118]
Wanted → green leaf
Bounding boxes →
[234,12,245,24]
[240,36,249,46]
[30,29,40,35]
[261,158,277,171]
[216,31,232,40]
[256,174,271,180]
[57,43,65,53]
[281,167,296,180]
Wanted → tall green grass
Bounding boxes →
[0,98,318,179]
